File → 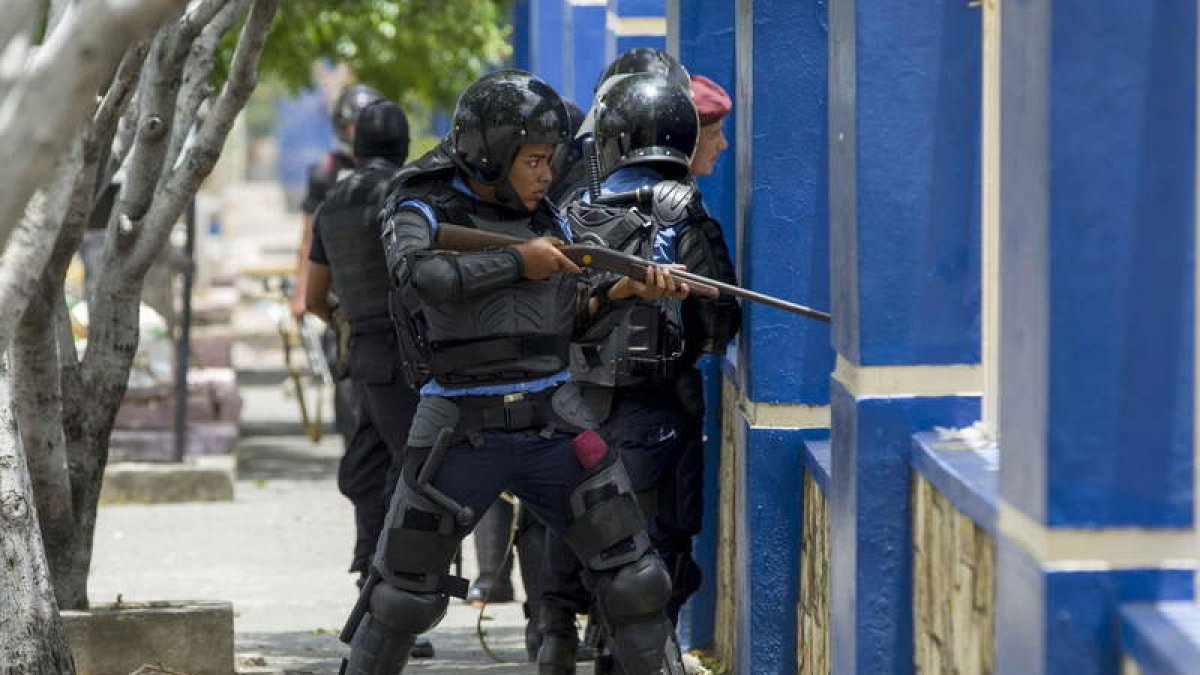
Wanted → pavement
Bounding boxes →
[88,181,593,674]
[89,371,573,674]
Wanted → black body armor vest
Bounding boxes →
[565,181,691,388]
[317,159,396,327]
[385,148,579,388]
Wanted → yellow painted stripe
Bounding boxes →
[608,15,668,36]
[999,501,1199,569]
[832,355,982,399]
[739,400,831,430]
[981,0,1002,435]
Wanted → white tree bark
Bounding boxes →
[60,0,278,611]
[0,1,41,82]
[0,0,188,257]
[0,148,80,352]
[0,40,143,359]
[0,358,76,673]
[0,0,280,623]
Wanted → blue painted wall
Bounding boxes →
[736,426,803,675]
[607,0,667,62]
[614,0,665,14]
[511,0,532,71]
[566,3,607,108]
[830,0,981,368]
[997,541,1195,675]
[614,34,667,56]
[999,0,1196,529]
[827,2,982,673]
[734,0,833,405]
[530,0,567,93]
[673,0,737,651]
[830,386,981,674]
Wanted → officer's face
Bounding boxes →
[508,144,556,211]
[691,123,728,177]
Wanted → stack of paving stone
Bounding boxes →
[109,368,243,462]
[109,271,245,462]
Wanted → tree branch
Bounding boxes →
[0,1,40,82]
[94,42,150,142]
[116,30,185,226]
[167,0,249,166]
[128,0,278,276]
[0,0,189,259]
[13,271,76,607]
[0,143,84,353]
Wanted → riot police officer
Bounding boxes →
[537,71,741,674]
[291,84,385,451]
[304,100,435,659]
[305,99,415,574]
[338,69,688,675]
[292,83,384,321]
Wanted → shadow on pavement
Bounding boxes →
[236,626,549,674]
[236,436,342,482]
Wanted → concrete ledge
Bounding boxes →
[910,431,999,536]
[801,438,832,494]
[1121,602,1200,675]
[100,456,236,504]
[63,600,235,675]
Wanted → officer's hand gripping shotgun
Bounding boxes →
[432,223,832,322]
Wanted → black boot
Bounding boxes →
[411,635,434,658]
[537,605,578,675]
[468,500,516,604]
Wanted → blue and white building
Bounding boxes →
[510,2,1200,673]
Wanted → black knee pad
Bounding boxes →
[368,582,449,634]
[563,454,651,571]
[595,553,672,625]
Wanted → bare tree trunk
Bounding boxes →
[12,276,78,608]
[0,358,76,674]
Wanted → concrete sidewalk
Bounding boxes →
[89,374,586,674]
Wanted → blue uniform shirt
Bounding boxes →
[394,174,572,397]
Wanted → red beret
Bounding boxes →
[690,74,732,126]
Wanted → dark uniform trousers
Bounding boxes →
[338,328,419,575]
[540,386,705,627]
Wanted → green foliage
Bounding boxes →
[248,0,513,108]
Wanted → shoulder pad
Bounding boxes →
[390,145,457,191]
[650,180,698,225]
[324,165,391,210]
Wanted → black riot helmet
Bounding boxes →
[353,100,411,165]
[592,73,699,180]
[332,84,385,148]
[595,48,691,95]
[446,69,570,195]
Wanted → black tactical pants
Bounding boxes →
[337,331,420,575]
[539,393,705,627]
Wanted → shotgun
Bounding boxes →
[433,222,832,322]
